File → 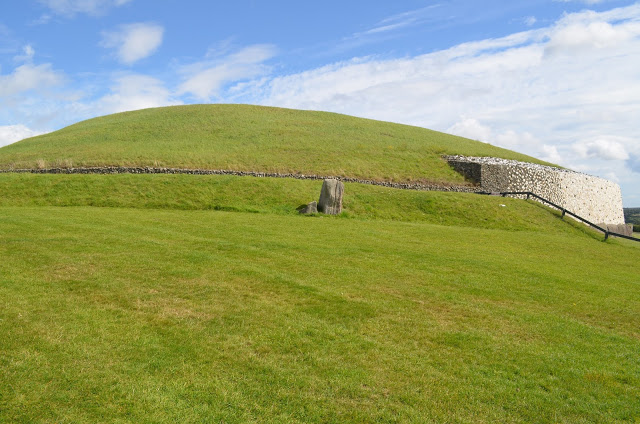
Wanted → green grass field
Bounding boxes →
[0,104,554,184]
[1,172,639,423]
[1,204,638,423]
[1,105,638,423]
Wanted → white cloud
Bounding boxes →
[0,125,44,148]
[603,171,620,183]
[178,44,276,101]
[545,20,637,55]
[101,23,164,65]
[95,74,181,114]
[257,32,550,127]
[447,118,492,142]
[447,119,542,155]
[495,131,540,151]
[540,145,564,164]
[356,5,442,37]
[0,63,64,97]
[38,0,133,16]
[524,16,537,26]
[14,45,35,62]
[573,138,630,161]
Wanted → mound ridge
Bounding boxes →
[0,104,552,185]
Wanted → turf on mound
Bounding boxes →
[0,104,554,184]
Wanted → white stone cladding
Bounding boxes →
[445,156,625,226]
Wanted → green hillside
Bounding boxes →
[0,104,552,184]
[1,105,638,423]
[625,208,640,233]
[624,208,640,224]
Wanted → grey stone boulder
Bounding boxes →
[606,223,634,237]
[318,179,344,215]
[298,201,318,214]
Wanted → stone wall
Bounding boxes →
[445,155,626,227]
[0,166,479,193]
[4,162,628,231]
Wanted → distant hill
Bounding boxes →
[0,104,554,185]
[624,208,640,227]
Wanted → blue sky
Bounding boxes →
[1,0,639,205]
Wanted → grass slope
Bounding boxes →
[1,206,638,423]
[0,104,553,184]
[0,173,600,234]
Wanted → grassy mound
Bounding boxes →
[0,104,552,184]
[2,105,637,423]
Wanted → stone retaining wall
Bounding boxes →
[445,155,626,227]
[0,166,479,193]
[4,162,628,232]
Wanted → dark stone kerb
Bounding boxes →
[0,166,481,193]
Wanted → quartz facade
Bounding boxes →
[445,156,626,226]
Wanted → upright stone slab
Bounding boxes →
[318,179,344,215]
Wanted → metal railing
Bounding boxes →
[479,191,640,242]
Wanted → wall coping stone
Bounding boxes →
[443,155,575,174]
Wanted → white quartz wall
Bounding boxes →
[446,156,625,226]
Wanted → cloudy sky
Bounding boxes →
[1,0,639,205]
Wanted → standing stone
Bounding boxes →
[298,201,318,214]
[318,179,344,215]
